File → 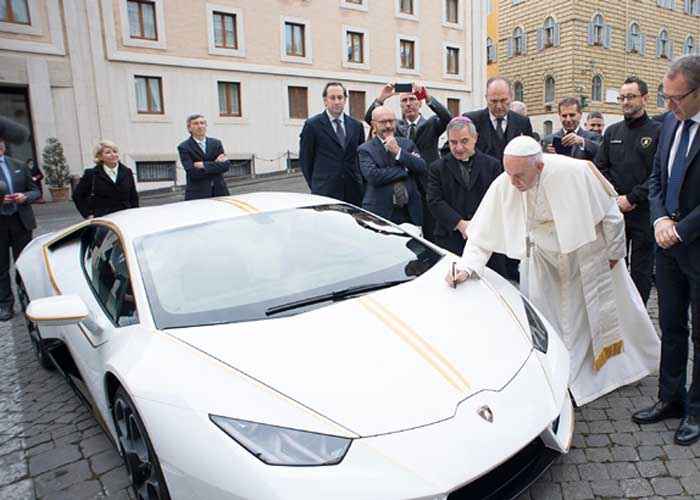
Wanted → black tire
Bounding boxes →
[17,278,55,371]
[112,386,171,500]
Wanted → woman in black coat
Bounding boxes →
[72,140,139,218]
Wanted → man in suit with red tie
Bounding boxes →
[633,55,700,446]
[177,114,231,200]
[299,82,364,206]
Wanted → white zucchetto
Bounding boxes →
[503,135,542,157]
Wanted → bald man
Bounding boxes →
[357,106,427,226]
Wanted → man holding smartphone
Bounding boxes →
[543,97,601,160]
[364,82,452,241]
[0,118,40,321]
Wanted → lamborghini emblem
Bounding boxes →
[477,405,494,423]
[641,137,653,148]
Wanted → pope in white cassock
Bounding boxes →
[447,135,660,406]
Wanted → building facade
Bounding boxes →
[496,0,700,135]
[0,0,487,194]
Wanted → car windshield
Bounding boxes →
[135,204,443,329]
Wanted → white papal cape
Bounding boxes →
[459,155,660,405]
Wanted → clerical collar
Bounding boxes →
[624,112,649,128]
[456,155,473,166]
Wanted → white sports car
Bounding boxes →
[17,192,573,500]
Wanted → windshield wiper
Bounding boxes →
[265,279,413,316]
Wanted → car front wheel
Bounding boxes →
[112,386,171,500]
[17,278,55,371]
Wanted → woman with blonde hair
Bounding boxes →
[72,140,139,218]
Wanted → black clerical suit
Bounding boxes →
[0,155,39,310]
[177,136,231,200]
[595,113,660,304]
[542,127,601,161]
[648,112,700,417]
[427,151,508,278]
[72,163,140,218]
[365,97,453,240]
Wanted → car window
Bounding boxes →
[136,204,442,329]
[81,226,138,326]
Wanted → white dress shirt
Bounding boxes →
[326,110,346,138]
[489,112,507,133]
[667,111,700,176]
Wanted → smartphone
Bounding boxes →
[394,82,413,93]
[552,136,570,155]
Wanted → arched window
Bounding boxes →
[514,81,524,101]
[486,37,496,63]
[628,22,642,53]
[544,17,556,46]
[543,120,553,136]
[684,35,695,55]
[657,84,665,108]
[544,76,555,103]
[592,14,605,45]
[658,29,670,58]
[591,75,603,102]
[513,27,524,55]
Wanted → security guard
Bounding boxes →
[595,76,661,305]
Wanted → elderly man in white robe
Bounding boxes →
[446,136,660,406]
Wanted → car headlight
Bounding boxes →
[521,297,548,353]
[210,415,352,466]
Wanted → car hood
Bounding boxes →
[167,263,537,437]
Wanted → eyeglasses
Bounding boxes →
[616,94,642,102]
[375,119,396,125]
[660,87,698,105]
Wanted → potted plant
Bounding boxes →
[42,137,71,202]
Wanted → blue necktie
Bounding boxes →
[665,119,695,216]
[0,158,16,216]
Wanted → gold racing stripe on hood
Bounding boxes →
[215,197,260,213]
[359,296,470,395]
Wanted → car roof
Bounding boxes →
[91,192,340,241]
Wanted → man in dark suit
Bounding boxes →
[543,97,601,160]
[463,76,534,281]
[299,82,364,205]
[632,55,700,446]
[463,77,534,164]
[358,106,427,225]
[0,118,40,321]
[364,83,452,241]
[177,114,231,200]
[427,117,507,277]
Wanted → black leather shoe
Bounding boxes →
[675,416,700,446]
[632,399,685,424]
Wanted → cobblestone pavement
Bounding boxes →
[1,173,698,499]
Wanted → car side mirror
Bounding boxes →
[26,294,89,326]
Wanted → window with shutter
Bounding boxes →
[288,86,308,119]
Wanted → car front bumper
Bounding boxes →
[137,351,574,500]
